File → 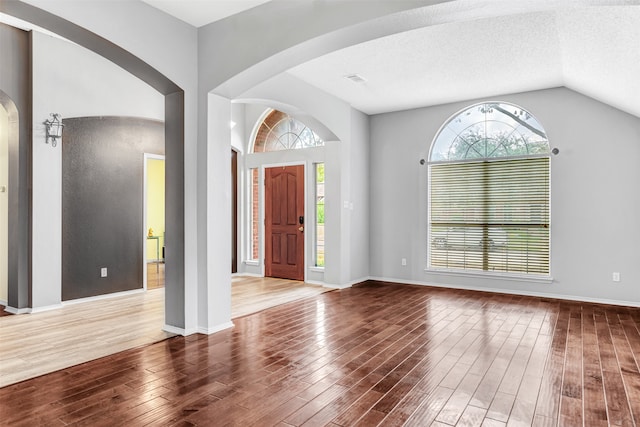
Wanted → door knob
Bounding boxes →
[298,226,304,232]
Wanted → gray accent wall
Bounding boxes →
[2,1,189,330]
[370,87,640,305]
[0,23,31,310]
[62,116,164,301]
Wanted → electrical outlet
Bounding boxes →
[613,272,620,282]
[101,267,108,278]
[401,258,407,266]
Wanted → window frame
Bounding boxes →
[426,101,552,282]
[251,109,325,153]
[246,167,260,264]
[313,162,325,269]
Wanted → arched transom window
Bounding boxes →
[253,110,324,153]
[428,102,551,276]
[431,102,549,162]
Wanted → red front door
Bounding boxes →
[265,165,304,281]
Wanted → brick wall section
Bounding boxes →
[254,110,285,152]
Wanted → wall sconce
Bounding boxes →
[44,113,64,147]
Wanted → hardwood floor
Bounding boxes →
[2,280,640,426]
[0,305,11,317]
[0,276,327,389]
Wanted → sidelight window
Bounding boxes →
[315,163,325,267]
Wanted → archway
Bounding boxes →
[0,2,186,332]
[0,99,12,306]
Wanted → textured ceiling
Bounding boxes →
[6,1,640,118]
[288,5,640,117]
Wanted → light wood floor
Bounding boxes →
[232,276,329,318]
[3,281,640,426]
[0,276,328,388]
[0,288,171,388]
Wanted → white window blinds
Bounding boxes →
[429,157,550,275]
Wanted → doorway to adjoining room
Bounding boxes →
[0,103,8,311]
[144,154,165,290]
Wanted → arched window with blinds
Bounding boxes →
[428,102,550,276]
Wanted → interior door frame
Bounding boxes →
[143,153,166,290]
[261,161,306,281]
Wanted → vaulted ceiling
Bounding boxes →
[177,0,640,118]
[288,5,640,116]
[5,1,640,118]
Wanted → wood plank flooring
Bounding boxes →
[232,276,330,318]
[0,288,171,388]
[0,276,328,388]
[0,305,11,318]
[2,280,640,426]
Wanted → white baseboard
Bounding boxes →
[324,276,369,289]
[368,276,640,308]
[30,303,64,313]
[197,321,234,335]
[3,288,153,315]
[62,288,145,306]
[0,299,7,306]
[163,324,189,336]
[4,306,29,314]
[305,279,325,287]
[235,272,263,278]
[164,321,235,336]
[4,303,64,314]
[322,277,365,290]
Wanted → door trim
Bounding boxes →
[143,153,165,290]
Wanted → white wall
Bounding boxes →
[349,108,370,282]
[370,87,640,306]
[30,31,164,309]
[0,104,7,304]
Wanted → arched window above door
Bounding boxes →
[252,110,324,153]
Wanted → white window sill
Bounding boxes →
[244,260,259,266]
[309,267,325,273]
[424,268,553,284]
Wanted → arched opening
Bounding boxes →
[0,3,186,332]
[0,101,9,307]
[0,87,27,313]
[428,101,551,276]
